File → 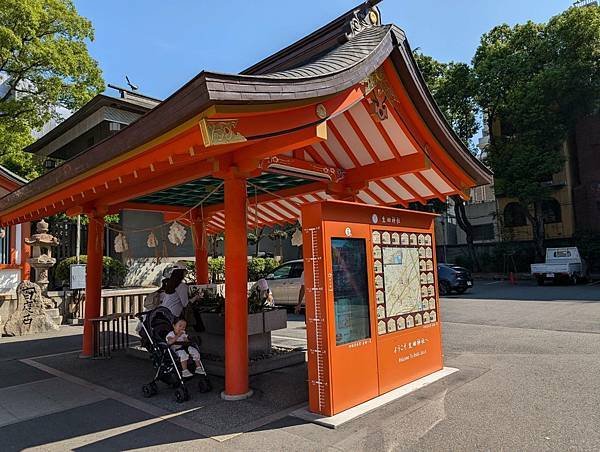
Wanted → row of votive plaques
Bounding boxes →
[421,285,435,297]
[420,272,435,284]
[420,259,434,272]
[377,311,438,334]
[376,297,436,317]
[372,231,432,246]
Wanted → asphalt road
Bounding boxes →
[264,280,600,451]
[1,281,598,451]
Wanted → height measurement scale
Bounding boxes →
[304,226,328,413]
[301,200,444,417]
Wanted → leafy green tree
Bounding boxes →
[473,5,600,259]
[0,126,39,178]
[413,52,481,268]
[413,52,479,147]
[0,0,104,178]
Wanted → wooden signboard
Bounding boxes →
[70,264,86,290]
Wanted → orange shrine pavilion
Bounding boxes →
[0,1,491,400]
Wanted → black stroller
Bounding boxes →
[136,306,211,402]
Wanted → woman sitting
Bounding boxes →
[143,278,168,310]
[160,262,199,318]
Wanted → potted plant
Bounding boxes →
[188,286,287,357]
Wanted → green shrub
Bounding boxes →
[264,258,279,276]
[54,255,127,288]
[248,258,266,282]
[208,256,225,283]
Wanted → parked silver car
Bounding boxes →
[263,259,304,307]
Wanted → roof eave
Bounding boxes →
[389,35,493,186]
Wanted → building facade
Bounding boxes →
[0,165,29,300]
[572,114,600,233]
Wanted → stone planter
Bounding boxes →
[198,308,287,358]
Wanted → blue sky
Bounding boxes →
[74,0,575,100]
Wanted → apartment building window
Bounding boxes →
[503,202,527,227]
[542,199,561,224]
[471,186,485,203]
[109,122,121,131]
[470,185,494,203]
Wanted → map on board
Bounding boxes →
[382,247,422,316]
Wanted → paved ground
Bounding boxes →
[0,280,598,451]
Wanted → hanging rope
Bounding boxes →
[246,180,306,208]
[88,178,309,245]
[89,181,225,235]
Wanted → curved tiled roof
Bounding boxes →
[0,2,491,218]
[261,26,392,79]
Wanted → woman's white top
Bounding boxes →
[160,283,189,317]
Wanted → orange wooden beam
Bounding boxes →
[117,202,189,213]
[394,176,425,204]
[343,110,382,163]
[414,171,446,201]
[343,153,428,187]
[234,123,328,172]
[215,87,363,138]
[0,178,22,192]
[328,121,361,168]
[372,180,409,208]
[382,59,476,190]
[99,161,213,206]
[0,127,205,225]
[201,181,326,217]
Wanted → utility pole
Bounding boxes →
[76,215,81,263]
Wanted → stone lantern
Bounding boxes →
[24,219,59,295]
[3,220,61,336]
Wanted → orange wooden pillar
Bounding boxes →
[222,176,252,399]
[81,212,105,358]
[191,210,209,284]
[21,222,31,281]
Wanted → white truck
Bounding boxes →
[531,247,588,285]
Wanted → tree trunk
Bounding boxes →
[254,227,264,257]
[452,195,481,272]
[526,202,545,261]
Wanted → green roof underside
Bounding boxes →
[132,173,315,207]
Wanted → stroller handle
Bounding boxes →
[135,310,155,319]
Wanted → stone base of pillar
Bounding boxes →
[220,389,254,401]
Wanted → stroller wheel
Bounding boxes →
[142,383,157,398]
[198,375,212,393]
[175,386,189,403]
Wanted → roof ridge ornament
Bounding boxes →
[199,118,247,147]
[361,68,395,122]
[345,1,382,40]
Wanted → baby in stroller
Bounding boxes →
[137,306,211,402]
[166,319,204,378]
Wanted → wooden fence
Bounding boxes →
[71,287,156,319]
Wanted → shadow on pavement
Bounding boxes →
[2,399,205,452]
[34,351,309,439]
[0,332,84,362]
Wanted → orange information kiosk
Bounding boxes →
[301,200,443,416]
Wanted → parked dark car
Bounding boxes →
[437,263,473,295]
